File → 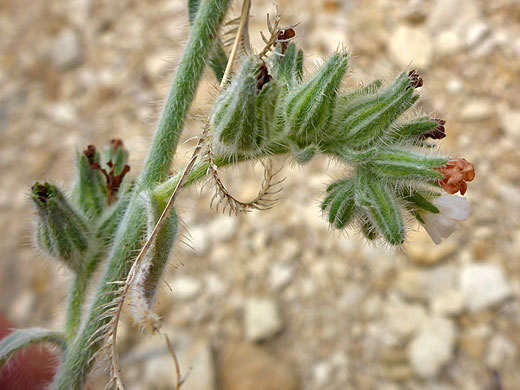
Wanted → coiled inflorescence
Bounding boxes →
[208,41,474,245]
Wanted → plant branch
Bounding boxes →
[50,1,232,388]
[140,0,232,188]
[64,250,105,342]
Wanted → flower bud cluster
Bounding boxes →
[209,43,474,245]
[32,140,134,269]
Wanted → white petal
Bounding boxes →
[432,195,471,221]
[434,214,460,238]
[422,213,442,245]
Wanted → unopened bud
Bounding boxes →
[71,145,107,218]
[321,178,356,229]
[355,172,406,245]
[210,56,276,154]
[271,42,304,88]
[32,183,90,271]
[366,147,448,183]
[333,72,420,148]
[281,51,348,146]
[390,116,446,142]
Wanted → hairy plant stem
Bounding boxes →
[51,1,231,388]
[153,144,288,203]
[140,0,232,189]
[64,249,105,342]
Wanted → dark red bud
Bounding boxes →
[84,145,97,166]
[407,69,424,90]
[256,62,272,90]
[110,139,123,152]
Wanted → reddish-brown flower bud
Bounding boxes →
[256,61,271,90]
[436,158,475,195]
[407,69,424,90]
[277,28,296,53]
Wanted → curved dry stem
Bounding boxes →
[221,0,252,86]
[206,145,284,215]
[258,6,298,58]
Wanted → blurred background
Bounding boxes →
[1,0,520,389]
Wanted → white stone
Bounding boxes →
[144,339,215,390]
[407,317,457,378]
[459,264,513,312]
[52,29,82,70]
[498,104,520,141]
[205,274,226,295]
[146,50,175,77]
[208,215,238,242]
[486,334,517,369]
[434,31,462,56]
[446,78,463,94]
[244,298,283,342]
[187,226,210,255]
[459,100,494,121]
[431,290,465,316]
[384,297,427,339]
[428,0,481,38]
[312,361,332,386]
[388,25,433,69]
[269,263,294,290]
[395,264,457,303]
[465,21,490,47]
[170,276,202,300]
[339,283,366,309]
[68,0,92,26]
[46,102,78,124]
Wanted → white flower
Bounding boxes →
[422,195,471,245]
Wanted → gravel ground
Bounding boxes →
[1,0,520,389]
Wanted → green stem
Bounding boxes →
[153,145,289,203]
[64,250,105,342]
[51,1,232,388]
[51,200,147,390]
[140,0,232,189]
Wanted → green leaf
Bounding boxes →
[360,216,378,240]
[0,328,67,367]
[402,189,440,214]
[136,193,179,307]
[104,139,129,176]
